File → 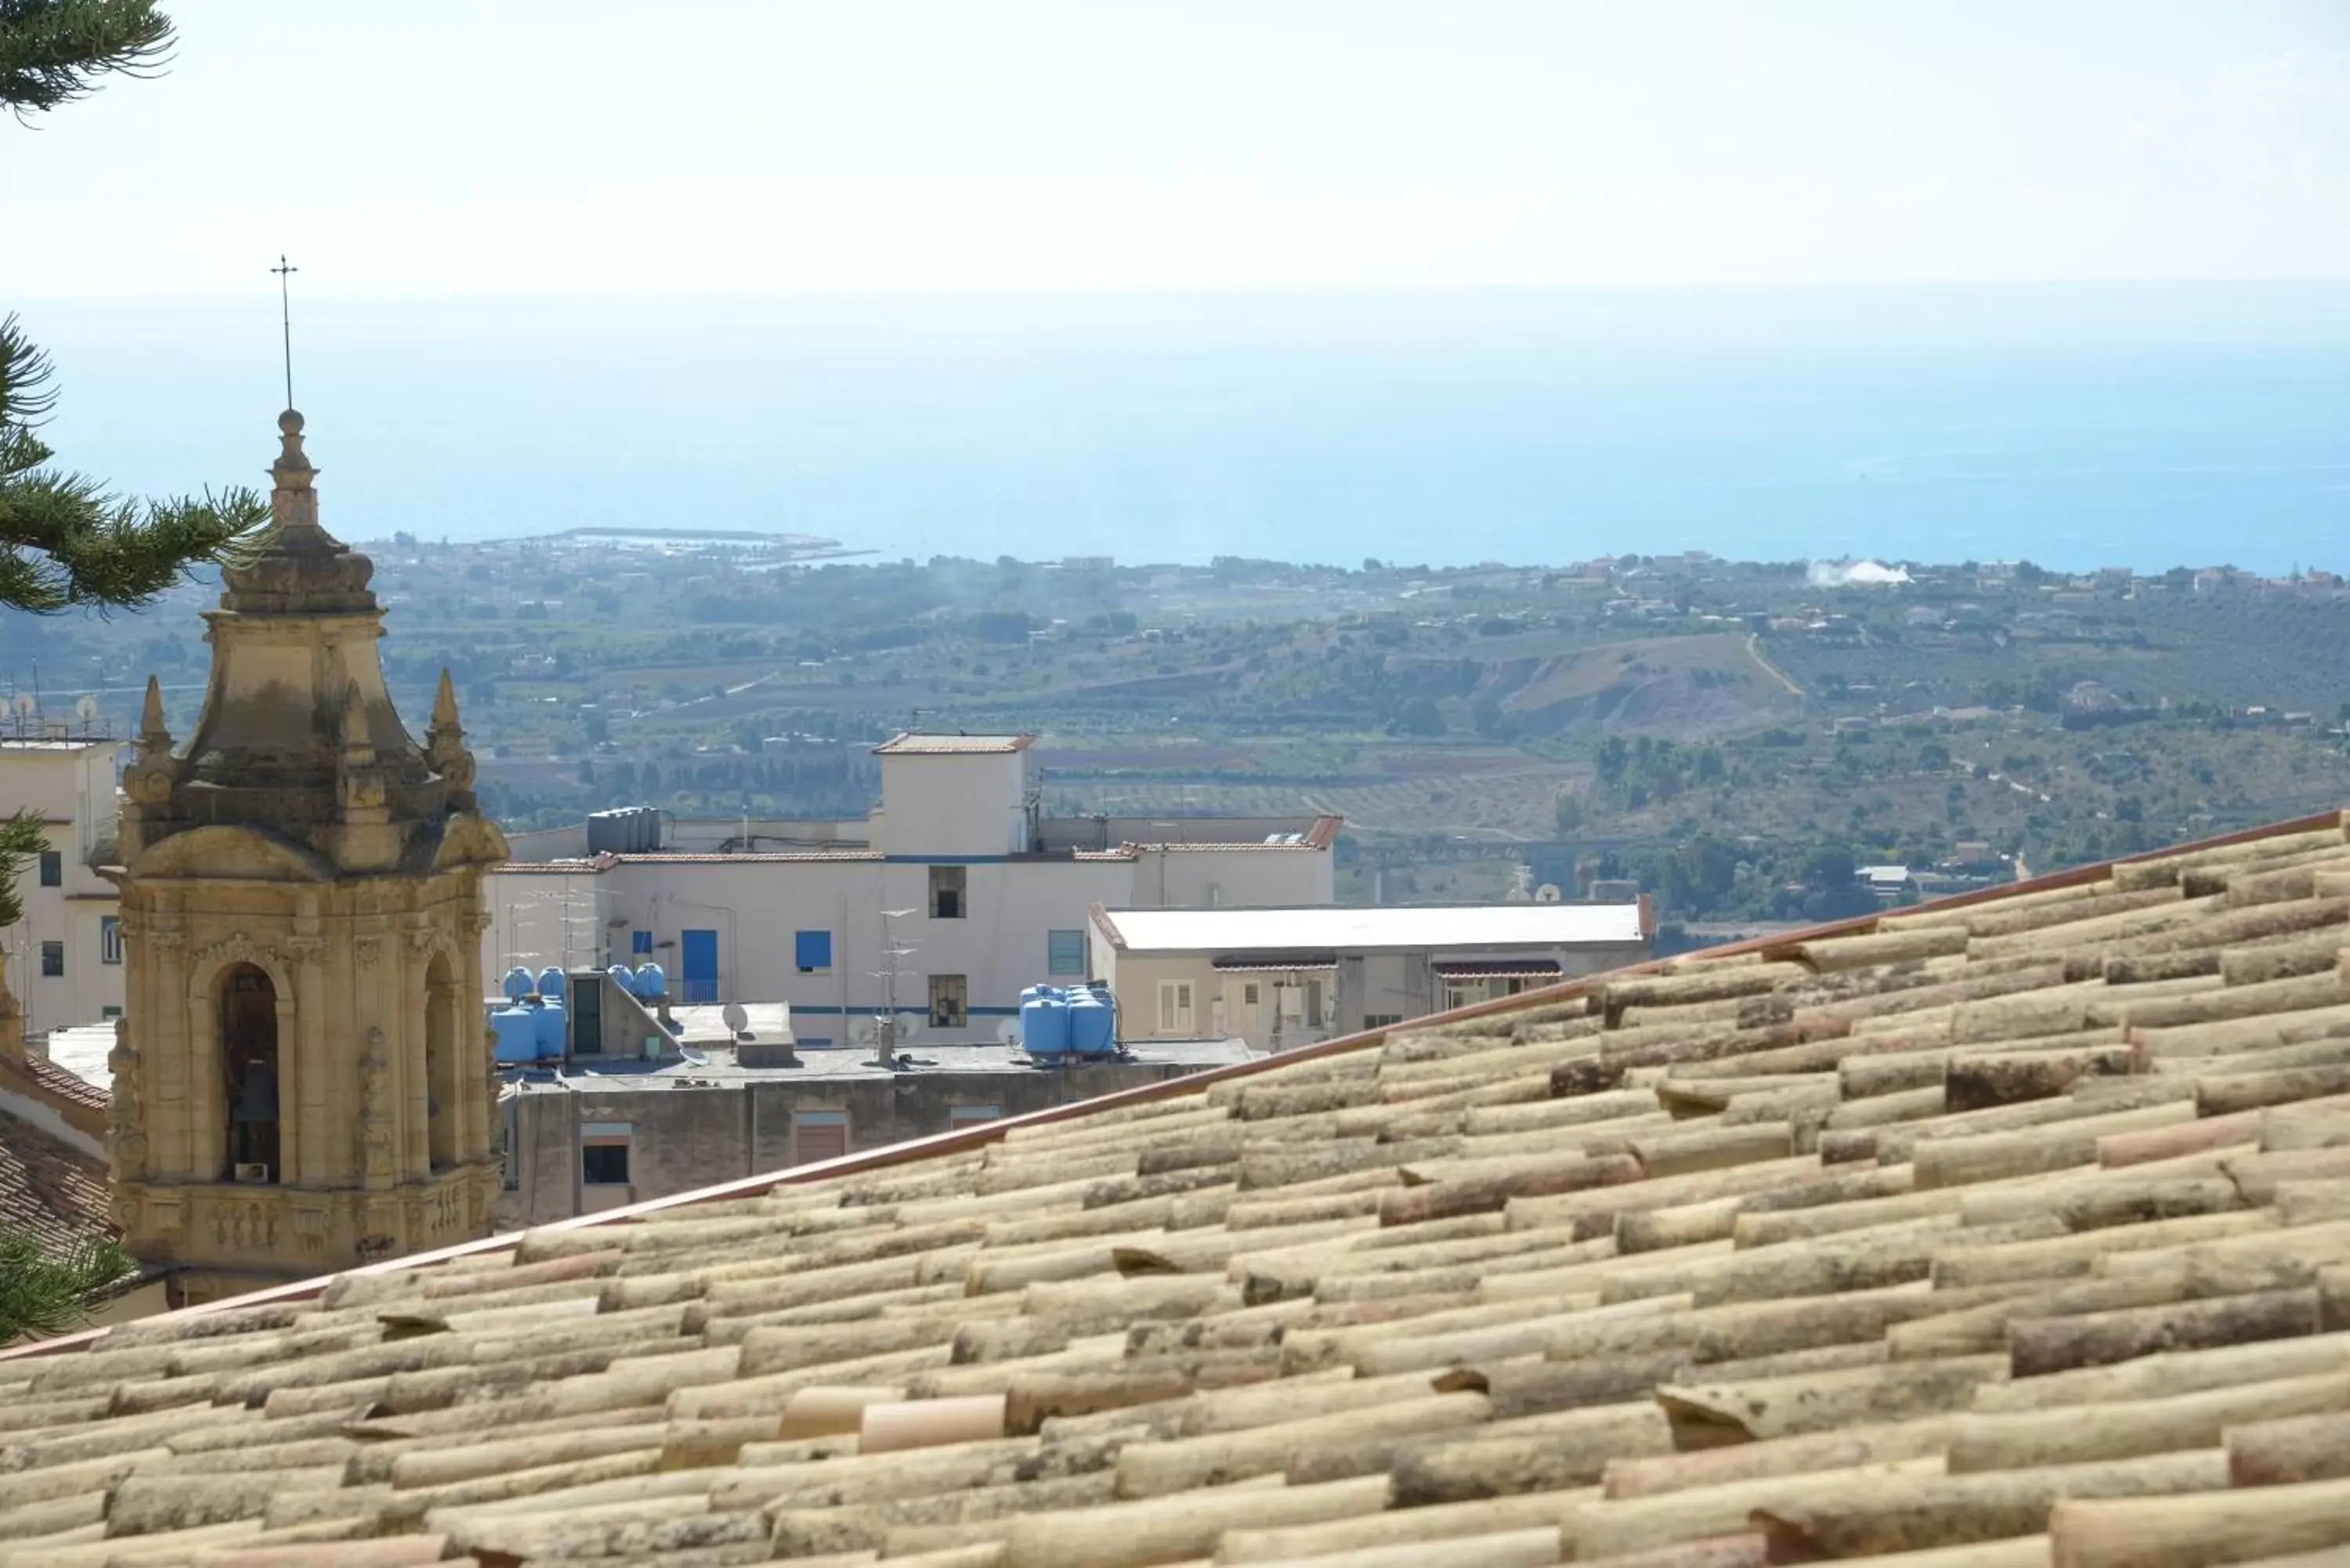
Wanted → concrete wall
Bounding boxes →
[496,1060,1210,1227]
[874,750,1030,858]
[1,742,125,1039]
[1132,847,1335,909]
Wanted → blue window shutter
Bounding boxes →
[1047,929,1085,976]
[796,930,833,971]
[631,930,653,955]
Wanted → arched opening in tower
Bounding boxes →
[425,951,458,1171]
[221,963,280,1183]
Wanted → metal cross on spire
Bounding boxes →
[270,255,298,410]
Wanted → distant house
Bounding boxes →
[1086,901,1655,1053]
[1856,865,1917,901]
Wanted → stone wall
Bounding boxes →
[496,1060,1207,1229]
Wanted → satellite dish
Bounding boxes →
[996,1018,1021,1047]
[1535,883,1564,903]
[721,1001,749,1037]
[74,695,98,721]
[895,1014,922,1039]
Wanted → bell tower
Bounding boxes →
[107,410,508,1302]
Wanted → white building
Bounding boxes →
[1086,899,1654,1052]
[0,736,126,1039]
[484,735,1339,1046]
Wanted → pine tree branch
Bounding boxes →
[0,0,174,118]
[0,316,269,613]
[0,1224,135,1342]
[0,807,42,932]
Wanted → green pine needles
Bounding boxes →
[0,1224,135,1342]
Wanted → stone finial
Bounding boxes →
[220,408,374,611]
[269,409,321,531]
[138,674,169,748]
[426,667,478,802]
[430,668,461,735]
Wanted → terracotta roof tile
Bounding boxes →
[0,1108,110,1255]
[4,808,2350,1564]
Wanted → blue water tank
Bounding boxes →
[536,967,566,1001]
[1021,988,1072,1057]
[488,1003,540,1064]
[534,997,566,1058]
[607,964,635,996]
[634,961,667,1000]
[1068,987,1116,1055]
[502,966,533,1002]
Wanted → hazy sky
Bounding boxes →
[10,1,2350,295]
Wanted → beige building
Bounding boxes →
[103,410,508,1304]
[0,735,127,1039]
[1086,899,1654,1051]
[487,736,1338,1043]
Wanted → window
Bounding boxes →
[1444,981,1484,1012]
[1303,980,1325,1028]
[1047,929,1086,977]
[1157,979,1195,1035]
[928,973,968,1028]
[950,1104,1002,1126]
[100,915,121,965]
[795,930,833,974]
[631,929,653,956]
[101,1005,122,1021]
[581,1122,632,1186]
[793,1110,849,1165]
[929,865,967,919]
[39,941,63,977]
[1363,1013,1405,1030]
[1242,982,1260,1007]
[38,851,60,887]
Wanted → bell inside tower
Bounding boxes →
[221,964,281,1182]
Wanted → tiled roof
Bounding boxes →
[0,1108,110,1256]
[5,810,2350,1564]
[13,1048,110,1111]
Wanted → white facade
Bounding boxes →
[0,738,125,1039]
[1089,900,1654,1053]
[484,735,1338,1046]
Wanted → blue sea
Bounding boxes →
[22,284,2350,574]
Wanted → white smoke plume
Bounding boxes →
[1807,559,1911,587]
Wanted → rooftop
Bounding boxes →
[0,1107,109,1257]
[512,1036,1258,1090]
[37,1024,118,1100]
[5,807,2350,1564]
[872,732,1036,755]
[1095,900,1651,953]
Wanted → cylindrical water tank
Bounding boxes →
[607,964,635,995]
[488,1003,539,1064]
[502,966,533,1002]
[537,967,566,1001]
[1021,988,1072,1056]
[1068,987,1116,1055]
[634,961,667,1000]
[535,999,566,1058]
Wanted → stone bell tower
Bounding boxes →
[105,410,508,1302]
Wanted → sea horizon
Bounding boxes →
[20,281,2350,576]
